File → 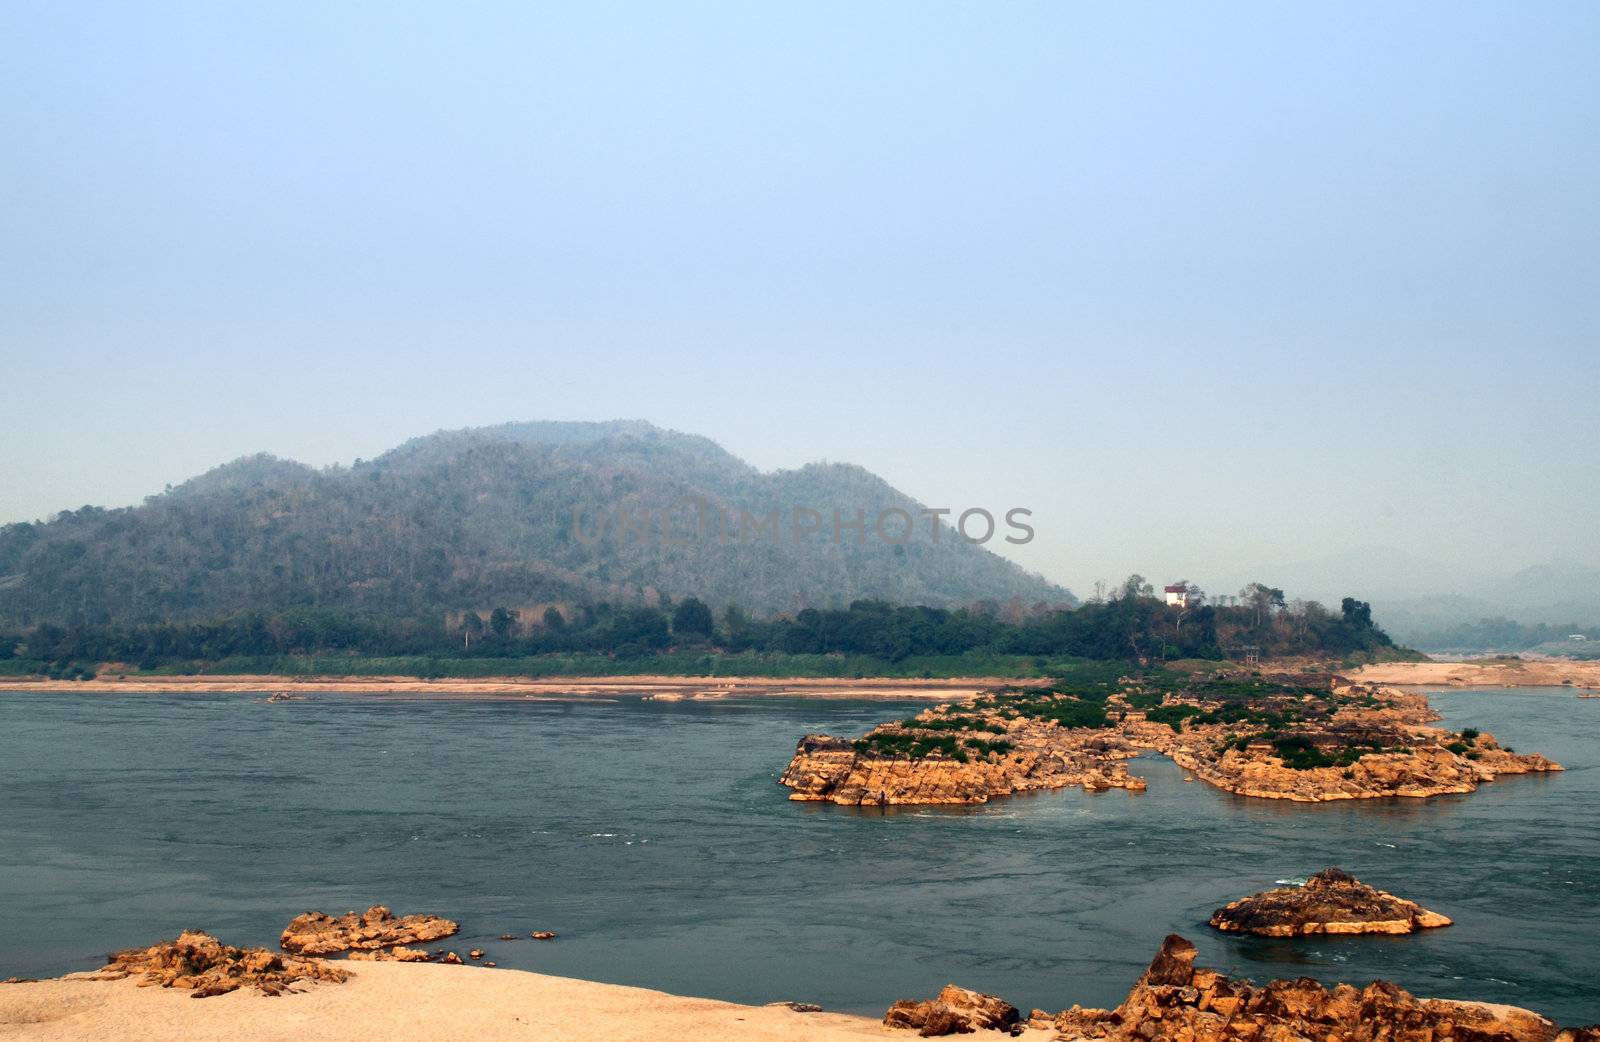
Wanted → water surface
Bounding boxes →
[0,686,1594,1022]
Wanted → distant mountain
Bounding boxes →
[0,421,1071,623]
[1207,547,1600,648]
[1370,558,1600,647]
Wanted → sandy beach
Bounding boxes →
[0,962,1041,1042]
[0,673,1045,701]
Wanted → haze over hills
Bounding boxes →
[1215,548,1600,647]
[0,421,1071,624]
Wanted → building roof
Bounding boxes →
[1164,584,1188,593]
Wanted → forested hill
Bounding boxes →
[0,421,1070,624]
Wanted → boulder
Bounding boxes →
[885,984,1020,1036]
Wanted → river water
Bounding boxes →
[0,686,1594,1022]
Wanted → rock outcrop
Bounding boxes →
[279,905,458,955]
[1209,868,1452,936]
[780,705,1145,806]
[1044,935,1592,1042]
[884,984,1021,1036]
[788,676,1561,807]
[88,930,348,997]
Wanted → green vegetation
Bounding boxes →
[962,737,1015,757]
[902,715,1007,734]
[1268,734,1383,771]
[853,732,969,762]
[1145,703,1203,731]
[977,691,1110,730]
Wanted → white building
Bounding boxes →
[1164,583,1189,608]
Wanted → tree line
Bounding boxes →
[1,577,1399,672]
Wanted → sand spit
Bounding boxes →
[1354,659,1600,689]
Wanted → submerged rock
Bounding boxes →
[1209,867,1452,936]
[345,945,430,963]
[280,905,459,954]
[884,984,1020,1036]
[88,930,348,998]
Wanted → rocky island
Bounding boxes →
[1208,868,1452,936]
[781,669,1562,806]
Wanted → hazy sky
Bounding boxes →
[3,2,1597,598]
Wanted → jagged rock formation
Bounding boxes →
[884,984,1020,1036]
[1209,868,1452,936]
[910,935,1599,1042]
[87,930,348,998]
[279,905,458,955]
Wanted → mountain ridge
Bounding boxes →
[0,421,1071,624]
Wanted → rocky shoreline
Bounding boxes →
[780,673,1561,806]
[7,903,1595,1041]
[886,934,1599,1041]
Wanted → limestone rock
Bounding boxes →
[280,905,458,954]
[1209,868,1452,936]
[884,984,1020,1036]
[89,930,348,998]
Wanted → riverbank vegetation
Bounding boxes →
[0,579,1414,680]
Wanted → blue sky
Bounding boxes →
[2,2,1596,597]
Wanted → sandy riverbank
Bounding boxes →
[1353,658,1600,689]
[0,962,1031,1042]
[0,673,1045,701]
